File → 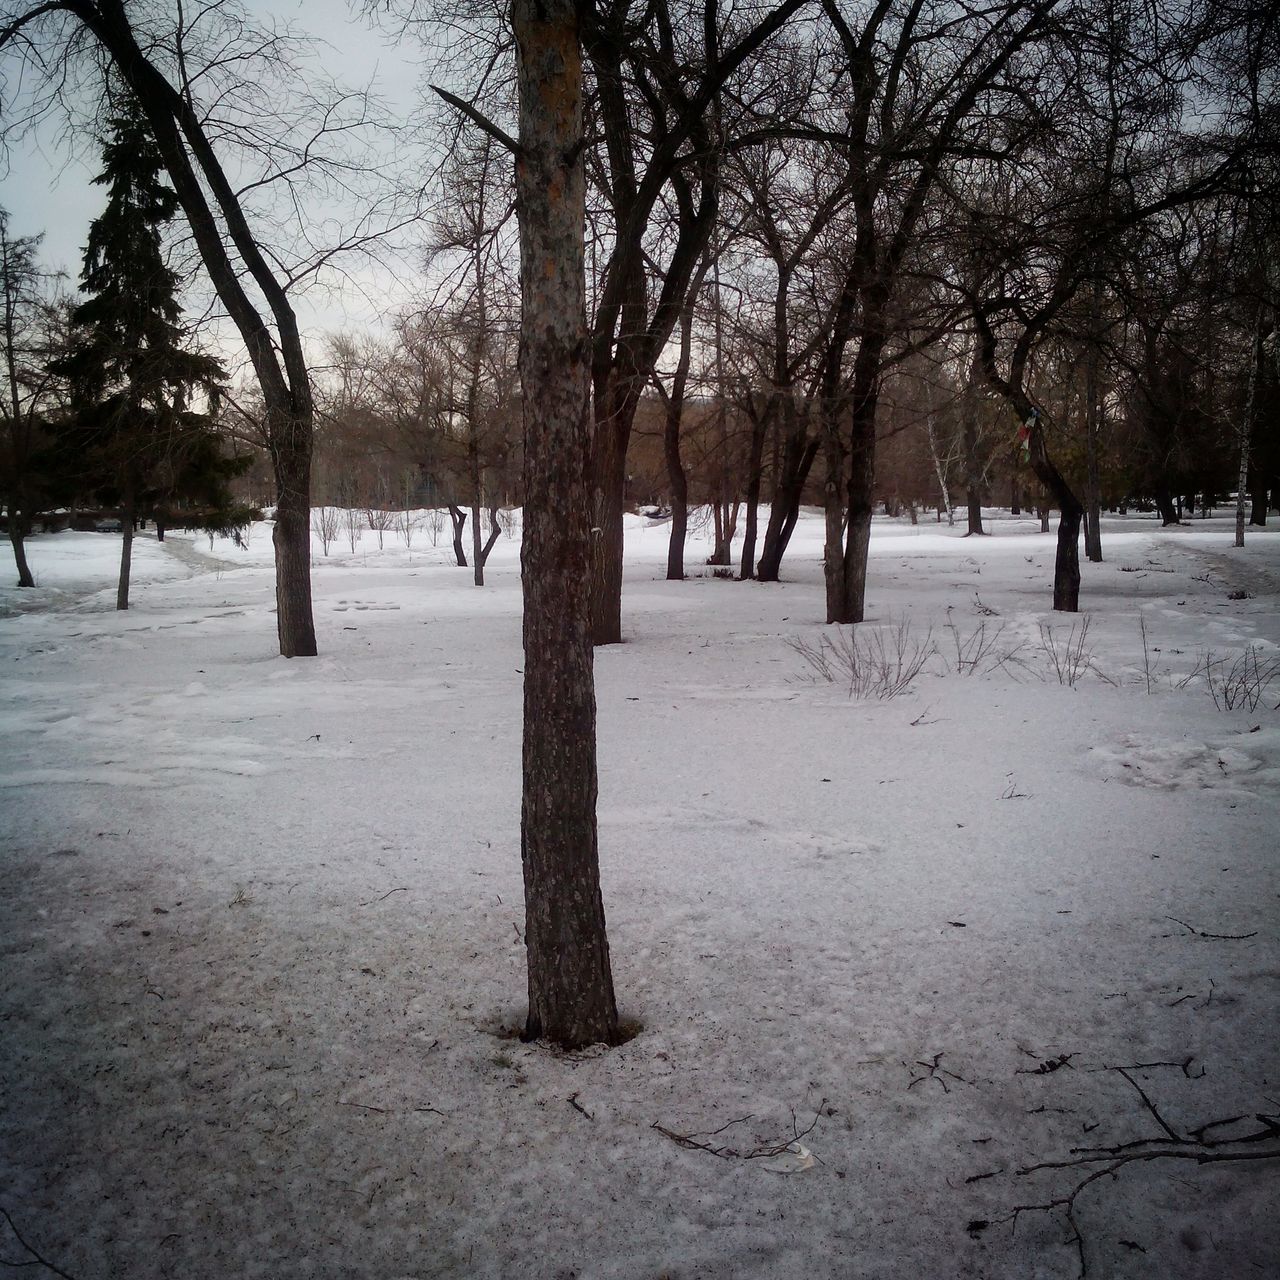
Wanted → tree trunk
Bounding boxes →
[924,412,955,526]
[664,407,688,581]
[117,487,135,611]
[514,0,618,1049]
[1235,314,1262,549]
[962,351,986,536]
[826,338,881,625]
[8,509,34,587]
[449,505,468,567]
[756,427,817,581]
[588,411,629,644]
[663,302,694,581]
[269,429,317,656]
[1023,414,1083,611]
[1053,506,1083,612]
[471,499,485,585]
[1155,489,1180,526]
[1083,290,1104,563]
[481,507,503,568]
[739,410,768,580]
[1249,483,1267,527]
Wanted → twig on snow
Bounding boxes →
[1164,915,1257,941]
[567,1092,595,1121]
[0,1206,79,1280]
[908,1052,974,1092]
[360,887,409,907]
[652,1101,826,1161]
[995,1068,1280,1279]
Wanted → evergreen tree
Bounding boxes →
[54,90,242,609]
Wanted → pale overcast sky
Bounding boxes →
[1,0,450,347]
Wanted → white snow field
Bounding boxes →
[1,509,1277,1280]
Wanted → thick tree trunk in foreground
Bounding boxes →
[514,0,619,1050]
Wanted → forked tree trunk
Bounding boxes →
[756,427,817,581]
[449,505,468,567]
[514,0,618,1050]
[473,505,502,583]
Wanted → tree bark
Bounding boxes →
[514,0,618,1050]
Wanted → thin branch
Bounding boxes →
[0,1206,78,1280]
[430,87,520,158]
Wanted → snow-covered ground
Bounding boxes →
[1,509,1277,1280]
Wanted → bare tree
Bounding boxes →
[0,208,61,586]
[2,0,416,653]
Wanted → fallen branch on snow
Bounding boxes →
[984,1065,1280,1278]
[0,1205,79,1280]
[652,1100,826,1162]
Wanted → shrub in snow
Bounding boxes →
[790,619,936,699]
